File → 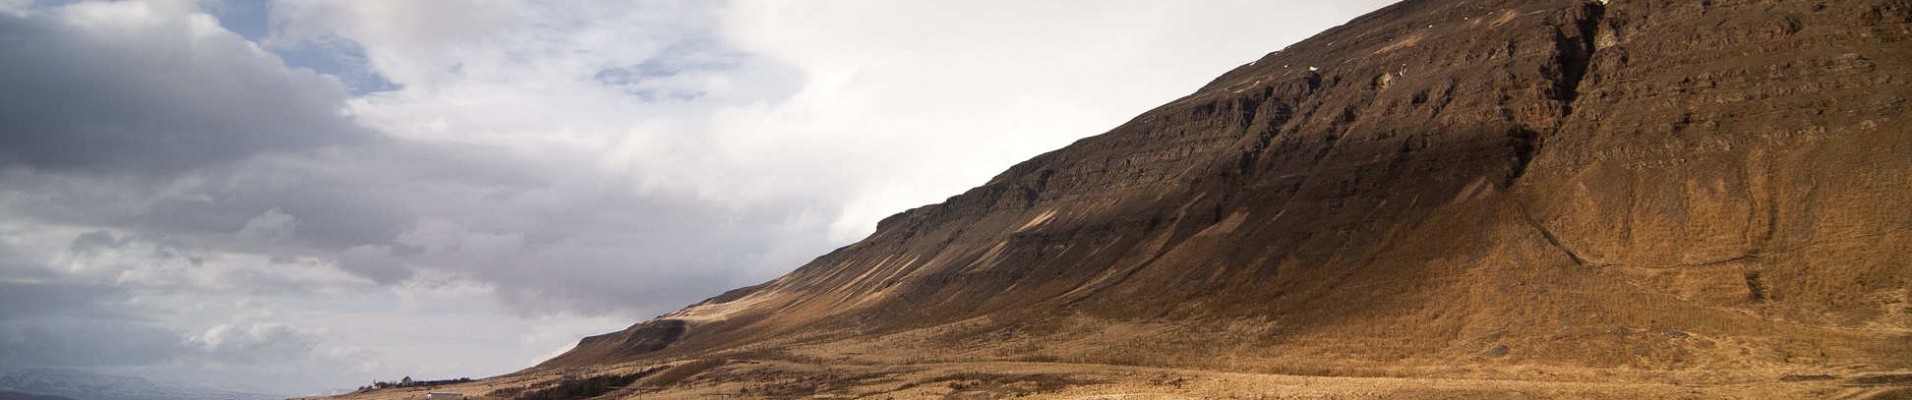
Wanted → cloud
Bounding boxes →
[0,0,372,175]
[248,0,836,312]
[42,229,369,296]
[0,281,129,321]
[191,322,318,364]
[235,208,298,244]
[0,317,195,368]
[266,0,518,92]
[334,245,410,285]
[0,282,194,368]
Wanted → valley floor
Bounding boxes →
[319,358,1912,400]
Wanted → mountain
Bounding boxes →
[0,390,76,400]
[333,0,1912,398]
[0,369,281,400]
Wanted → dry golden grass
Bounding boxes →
[320,356,1911,400]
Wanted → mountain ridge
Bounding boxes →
[0,369,281,400]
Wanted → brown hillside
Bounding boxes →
[336,0,1912,398]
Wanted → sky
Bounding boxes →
[0,0,1396,395]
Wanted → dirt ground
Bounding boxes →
[319,357,1912,400]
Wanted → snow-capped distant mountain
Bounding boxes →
[0,389,77,400]
[0,369,281,400]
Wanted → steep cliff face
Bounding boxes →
[544,0,1911,375]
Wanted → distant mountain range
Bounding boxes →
[0,389,75,400]
[0,369,281,400]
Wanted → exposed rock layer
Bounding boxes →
[545,0,1912,376]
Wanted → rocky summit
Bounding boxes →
[330,0,1912,398]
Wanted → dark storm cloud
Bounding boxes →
[0,6,372,175]
[0,137,538,255]
[2,131,829,312]
[0,281,321,369]
[0,281,127,321]
[0,318,195,368]
[0,282,193,368]
[0,1,852,335]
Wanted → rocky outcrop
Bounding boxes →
[545,0,1912,375]
[545,319,688,367]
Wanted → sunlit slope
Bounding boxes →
[542,0,1912,377]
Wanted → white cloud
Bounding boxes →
[191,322,318,364]
[267,0,517,91]
[236,207,299,244]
